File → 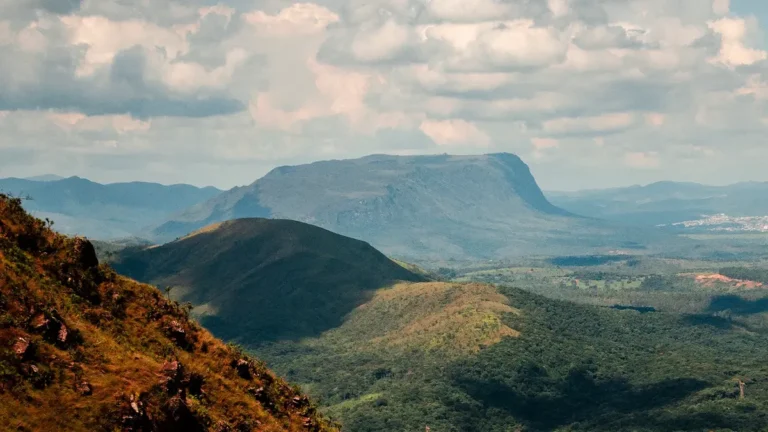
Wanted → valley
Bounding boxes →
[109,218,768,431]
[8,153,768,432]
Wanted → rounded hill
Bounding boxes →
[114,218,427,344]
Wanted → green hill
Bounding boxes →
[152,153,678,260]
[0,194,337,431]
[261,282,768,432]
[112,218,426,343]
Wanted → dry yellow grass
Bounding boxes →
[177,221,227,242]
[337,282,520,356]
[0,194,338,432]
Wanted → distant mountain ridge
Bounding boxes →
[0,176,221,239]
[153,153,668,260]
[548,181,768,227]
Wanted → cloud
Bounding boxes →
[708,17,767,67]
[625,151,661,169]
[0,0,768,190]
[419,119,490,147]
[543,112,637,136]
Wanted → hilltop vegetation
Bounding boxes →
[0,195,336,431]
[153,153,679,260]
[112,218,426,343]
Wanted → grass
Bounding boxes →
[0,194,338,432]
[251,277,768,432]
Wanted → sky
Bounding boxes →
[0,0,767,191]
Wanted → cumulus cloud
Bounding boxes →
[0,0,767,189]
[419,119,490,147]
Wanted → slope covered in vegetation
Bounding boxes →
[0,194,337,431]
[259,283,768,431]
[113,218,426,343]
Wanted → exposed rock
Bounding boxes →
[121,394,153,431]
[76,381,93,396]
[13,337,31,360]
[57,324,68,344]
[159,360,185,395]
[31,313,49,330]
[166,320,191,350]
[73,237,99,269]
[231,359,252,380]
[292,395,310,408]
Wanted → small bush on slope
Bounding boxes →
[0,194,338,432]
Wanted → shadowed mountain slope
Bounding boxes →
[113,218,426,343]
[153,153,673,260]
[0,194,337,432]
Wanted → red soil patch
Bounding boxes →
[694,273,763,289]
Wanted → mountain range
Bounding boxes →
[549,181,768,227]
[0,176,221,239]
[152,153,677,260]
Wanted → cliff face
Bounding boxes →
[154,153,588,259]
[0,194,337,432]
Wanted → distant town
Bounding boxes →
[665,214,768,232]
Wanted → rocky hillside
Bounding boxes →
[153,153,672,260]
[0,194,337,432]
[113,218,426,344]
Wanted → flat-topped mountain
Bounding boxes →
[154,153,665,260]
[113,218,426,343]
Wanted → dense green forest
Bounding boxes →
[256,283,768,432]
[720,267,768,284]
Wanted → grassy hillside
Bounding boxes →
[0,194,337,431]
[0,176,220,239]
[258,282,768,432]
[153,153,680,260]
[112,218,426,343]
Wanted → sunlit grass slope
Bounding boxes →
[259,281,768,432]
[0,194,338,432]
